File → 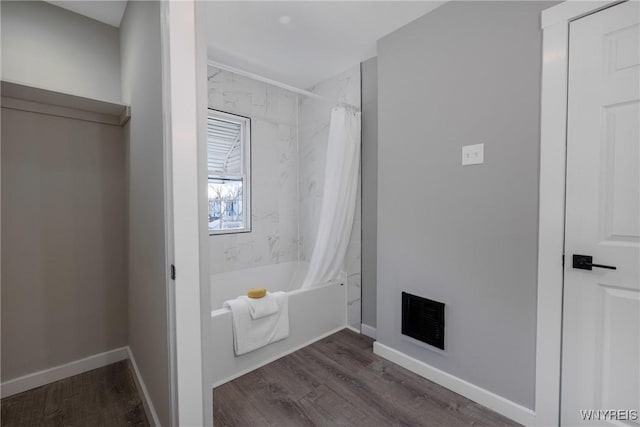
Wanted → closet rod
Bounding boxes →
[1,80,131,126]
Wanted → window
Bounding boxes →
[207,109,251,234]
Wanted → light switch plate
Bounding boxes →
[462,143,484,165]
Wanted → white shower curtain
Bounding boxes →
[302,106,361,289]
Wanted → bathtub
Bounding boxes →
[209,261,347,387]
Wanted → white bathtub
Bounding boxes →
[209,261,347,387]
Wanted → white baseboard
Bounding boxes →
[127,347,161,427]
[373,342,536,427]
[360,323,377,339]
[0,347,128,398]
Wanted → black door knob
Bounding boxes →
[572,254,617,271]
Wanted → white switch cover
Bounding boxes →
[462,143,484,165]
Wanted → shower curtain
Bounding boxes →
[302,106,361,289]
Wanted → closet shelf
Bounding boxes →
[1,80,131,126]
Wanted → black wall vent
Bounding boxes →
[401,292,445,350]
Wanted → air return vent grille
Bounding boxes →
[401,292,445,350]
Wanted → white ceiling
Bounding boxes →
[206,1,444,89]
[43,1,443,89]
[45,1,127,28]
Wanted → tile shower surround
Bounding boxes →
[208,64,362,327]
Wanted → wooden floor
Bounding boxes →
[1,361,149,427]
[214,329,520,427]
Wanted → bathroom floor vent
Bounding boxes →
[401,292,445,350]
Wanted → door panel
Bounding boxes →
[563,1,640,426]
[598,285,639,410]
[602,100,639,243]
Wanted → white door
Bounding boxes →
[562,1,640,426]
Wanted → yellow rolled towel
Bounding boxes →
[247,287,267,299]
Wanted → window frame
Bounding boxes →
[207,108,252,235]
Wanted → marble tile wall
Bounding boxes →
[208,66,299,274]
[298,65,362,329]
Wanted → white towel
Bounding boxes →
[223,292,289,355]
[239,292,279,320]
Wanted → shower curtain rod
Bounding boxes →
[207,59,360,111]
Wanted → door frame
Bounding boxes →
[160,1,179,425]
[162,1,209,425]
[535,1,627,426]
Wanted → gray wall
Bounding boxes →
[361,57,378,328]
[1,108,127,381]
[120,2,170,425]
[377,1,554,409]
[0,1,122,103]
